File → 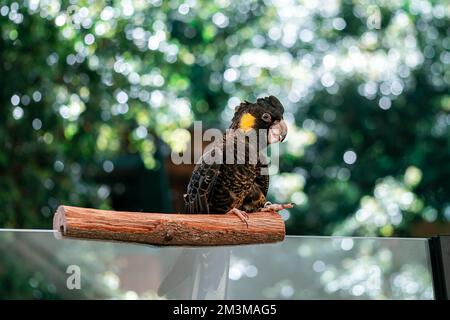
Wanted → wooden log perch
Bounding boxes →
[53,205,285,246]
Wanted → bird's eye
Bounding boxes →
[261,113,271,122]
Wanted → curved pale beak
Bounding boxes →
[268,119,288,144]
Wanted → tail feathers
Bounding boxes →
[157,249,198,297]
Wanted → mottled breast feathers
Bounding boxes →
[183,137,269,214]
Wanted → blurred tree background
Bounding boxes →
[0,0,449,237]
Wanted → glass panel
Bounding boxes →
[0,230,434,300]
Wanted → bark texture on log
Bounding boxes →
[53,205,285,246]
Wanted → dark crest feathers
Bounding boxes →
[232,96,284,123]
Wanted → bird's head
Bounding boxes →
[230,95,287,144]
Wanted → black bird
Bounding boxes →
[183,95,293,223]
[158,96,292,298]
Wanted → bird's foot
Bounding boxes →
[226,208,249,227]
[261,201,294,213]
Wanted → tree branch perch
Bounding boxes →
[53,205,285,246]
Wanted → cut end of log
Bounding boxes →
[53,205,286,246]
[53,206,67,234]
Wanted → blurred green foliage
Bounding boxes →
[0,0,449,237]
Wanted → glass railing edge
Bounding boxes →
[0,228,429,241]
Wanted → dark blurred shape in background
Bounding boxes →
[0,0,449,239]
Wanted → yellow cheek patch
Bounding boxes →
[239,113,255,132]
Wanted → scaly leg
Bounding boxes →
[261,201,294,212]
[226,208,249,227]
